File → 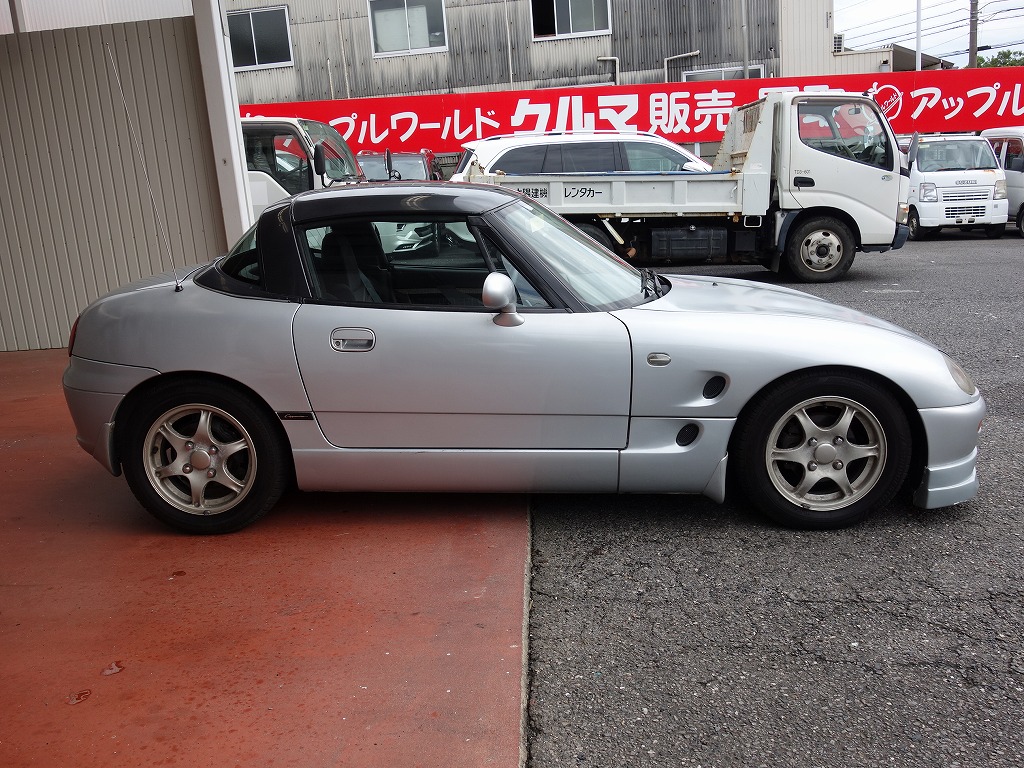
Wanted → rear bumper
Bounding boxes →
[62,357,158,475]
[913,396,986,509]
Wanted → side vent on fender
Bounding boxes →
[702,375,727,400]
[676,423,700,446]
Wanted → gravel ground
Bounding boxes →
[526,230,1024,768]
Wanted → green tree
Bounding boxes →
[978,49,1024,67]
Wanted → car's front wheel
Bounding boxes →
[730,372,911,529]
[121,380,288,534]
[908,209,936,241]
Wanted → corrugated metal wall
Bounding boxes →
[0,17,226,351]
[228,0,786,103]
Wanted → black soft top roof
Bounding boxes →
[283,181,520,224]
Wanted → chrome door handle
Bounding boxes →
[331,327,375,352]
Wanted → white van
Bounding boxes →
[907,134,1007,240]
[980,126,1024,236]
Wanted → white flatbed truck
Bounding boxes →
[467,91,911,282]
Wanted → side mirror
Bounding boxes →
[313,143,326,177]
[907,132,920,170]
[482,272,524,327]
[385,149,400,180]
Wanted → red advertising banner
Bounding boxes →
[242,67,1024,154]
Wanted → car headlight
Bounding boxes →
[944,353,977,395]
[919,182,938,202]
[994,179,1007,200]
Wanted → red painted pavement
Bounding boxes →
[0,350,528,767]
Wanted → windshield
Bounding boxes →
[916,139,998,172]
[300,119,362,180]
[493,199,650,310]
[358,154,430,181]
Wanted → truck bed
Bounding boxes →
[466,168,771,218]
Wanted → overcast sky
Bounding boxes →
[834,0,1024,67]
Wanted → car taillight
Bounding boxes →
[68,316,79,356]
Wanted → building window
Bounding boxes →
[227,7,293,70]
[532,0,610,39]
[369,0,448,55]
[682,65,765,82]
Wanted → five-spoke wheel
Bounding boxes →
[121,380,288,534]
[731,372,911,529]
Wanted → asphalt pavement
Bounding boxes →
[526,230,1024,767]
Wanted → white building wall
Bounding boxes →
[779,0,890,77]
[0,17,228,351]
[9,0,193,31]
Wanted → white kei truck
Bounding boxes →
[466,91,911,283]
[905,133,1008,240]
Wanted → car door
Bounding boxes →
[784,97,901,245]
[289,213,633,488]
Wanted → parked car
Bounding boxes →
[980,126,1024,236]
[449,131,711,181]
[63,183,984,535]
[906,134,1007,240]
[357,149,444,181]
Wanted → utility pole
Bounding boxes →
[968,0,979,67]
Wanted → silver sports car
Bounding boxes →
[63,183,985,534]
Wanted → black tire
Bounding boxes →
[576,221,615,251]
[1016,207,1024,238]
[730,371,911,530]
[985,222,1005,239]
[907,209,934,241]
[121,379,288,534]
[784,217,855,282]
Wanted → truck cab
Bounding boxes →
[980,126,1024,236]
[906,134,1008,240]
[241,117,364,218]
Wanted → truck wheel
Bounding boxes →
[729,371,911,529]
[907,210,934,241]
[985,223,1005,239]
[1017,207,1024,238]
[784,217,855,283]
[576,222,615,251]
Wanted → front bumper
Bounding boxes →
[918,200,1008,228]
[913,395,986,509]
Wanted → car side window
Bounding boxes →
[300,216,550,308]
[221,224,261,285]
[1006,138,1024,172]
[561,142,617,172]
[623,142,691,172]
[492,145,551,174]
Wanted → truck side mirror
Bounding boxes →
[907,132,920,169]
[385,149,400,180]
[313,143,326,177]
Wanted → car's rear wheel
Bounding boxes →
[121,380,288,534]
[784,217,855,282]
[730,372,911,529]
